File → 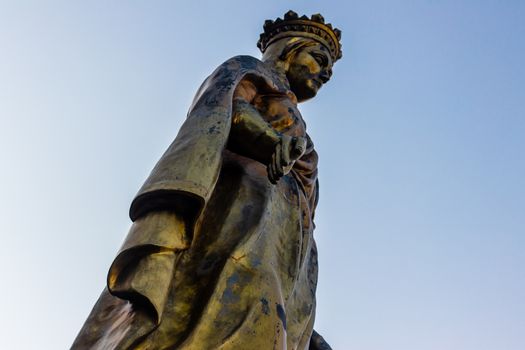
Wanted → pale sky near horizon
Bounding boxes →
[1,1,524,349]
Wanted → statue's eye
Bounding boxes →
[312,53,328,67]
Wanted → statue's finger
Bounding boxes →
[291,137,307,159]
[268,155,274,182]
[268,153,277,184]
[281,136,292,165]
[275,145,286,177]
[275,162,284,177]
[274,143,282,170]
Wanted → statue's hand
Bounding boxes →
[268,135,307,184]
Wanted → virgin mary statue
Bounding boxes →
[72,10,342,350]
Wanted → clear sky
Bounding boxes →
[0,1,524,349]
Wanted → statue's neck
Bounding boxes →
[262,59,291,91]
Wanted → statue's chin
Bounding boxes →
[293,84,319,102]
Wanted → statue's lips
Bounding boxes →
[312,78,323,88]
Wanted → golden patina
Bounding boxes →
[72,10,342,350]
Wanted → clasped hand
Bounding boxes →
[268,135,307,184]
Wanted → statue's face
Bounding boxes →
[286,42,333,102]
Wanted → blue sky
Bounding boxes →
[0,1,524,349]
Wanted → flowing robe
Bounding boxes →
[72,56,325,350]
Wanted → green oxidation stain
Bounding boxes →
[222,273,241,304]
[208,125,220,134]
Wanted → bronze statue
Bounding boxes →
[72,10,342,350]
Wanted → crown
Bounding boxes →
[257,10,342,62]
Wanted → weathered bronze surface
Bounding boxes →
[72,10,341,350]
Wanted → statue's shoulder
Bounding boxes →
[196,56,287,100]
[202,55,266,88]
[213,56,267,78]
[217,55,288,93]
[222,55,264,71]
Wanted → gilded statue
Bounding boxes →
[72,10,342,350]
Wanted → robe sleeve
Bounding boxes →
[107,211,189,324]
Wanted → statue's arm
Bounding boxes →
[228,79,306,183]
[229,101,279,165]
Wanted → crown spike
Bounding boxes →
[311,14,325,24]
[264,20,274,29]
[284,10,299,20]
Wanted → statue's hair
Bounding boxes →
[278,38,318,62]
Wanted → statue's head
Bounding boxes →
[258,11,342,102]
